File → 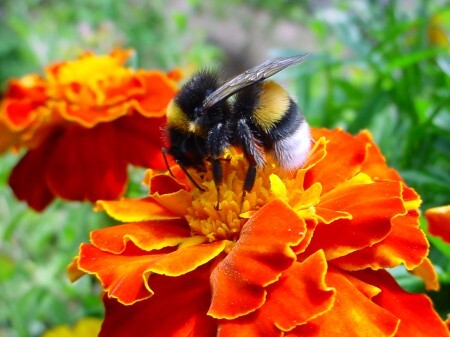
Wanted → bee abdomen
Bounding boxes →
[270,118,311,171]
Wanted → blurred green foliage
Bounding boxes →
[0,0,449,336]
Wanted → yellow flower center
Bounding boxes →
[184,149,319,243]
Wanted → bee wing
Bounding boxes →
[202,54,309,110]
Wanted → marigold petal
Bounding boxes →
[333,212,428,271]
[307,181,405,260]
[67,257,84,282]
[426,205,450,243]
[46,123,128,202]
[410,257,440,291]
[95,197,181,222]
[332,184,427,271]
[78,243,167,303]
[267,251,335,331]
[218,251,335,337]
[0,120,19,153]
[302,136,327,170]
[315,207,352,224]
[288,269,399,337]
[89,220,190,253]
[152,190,193,218]
[355,269,449,337]
[306,128,367,193]
[292,218,318,255]
[8,144,55,211]
[149,173,187,195]
[143,240,227,277]
[209,200,306,319]
[115,114,168,170]
[356,130,402,181]
[78,240,224,304]
[133,70,178,117]
[100,266,216,337]
[55,101,131,128]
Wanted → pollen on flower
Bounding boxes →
[184,149,302,243]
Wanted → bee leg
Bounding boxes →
[241,162,257,211]
[235,119,264,209]
[211,158,223,210]
[206,123,229,211]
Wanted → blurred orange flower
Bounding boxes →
[0,50,180,211]
[426,205,450,244]
[69,128,449,337]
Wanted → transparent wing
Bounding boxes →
[202,53,309,110]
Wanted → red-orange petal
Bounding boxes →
[332,186,427,271]
[8,139,55,211]
[356,130,402,181]
[78,240,225,304]
[100,265,217,337]
[355,269,449,337]
[307,128,367,193]
[114,114,168,170]
[306,181,405,260]
[46,123,128,202]
[148,173,187,195]
[288,269,399,337]
[426,205,450,244]
[217,251,335,337]
[209,200,306,319]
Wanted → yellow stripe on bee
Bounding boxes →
[253,80,290,131]
[166,100,190,132]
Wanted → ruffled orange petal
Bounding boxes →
[307,128,367,193]
[356,269,450,337]
[288,269,399,337]
[410,257,440,291]
[307,181,405,260]
[100,265,217,337]
[209,200,306,319]
[217,251,335,337]
[78,240,225,304]
[133,70,178,117]
[356,130,402,181]
[95,197,181,222]
[89,220,190,253]
[426,205,450,243]
[333,186,427,271]
[1,74,47,131]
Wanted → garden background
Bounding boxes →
[0,0,449,336]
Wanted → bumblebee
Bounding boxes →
[163,54,311,206]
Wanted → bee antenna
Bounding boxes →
[162,148,206,192]
[161,148,176,178]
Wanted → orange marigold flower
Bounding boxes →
[0,49,180,211]
[426,205,450,243]
[69,128,449,337]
